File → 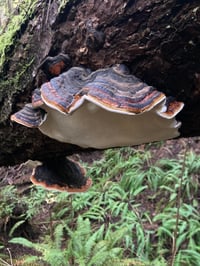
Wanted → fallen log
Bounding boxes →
[0,0,200,166]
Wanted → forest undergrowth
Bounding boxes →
[0,139,200,266]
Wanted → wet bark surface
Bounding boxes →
[0,0,200,166]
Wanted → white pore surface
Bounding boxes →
[39,100,181,148]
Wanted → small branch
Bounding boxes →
[7,248,13,266]
[170,142,188,266]
[0,258,11,266]
[48,206,54,241]
[45,0,52,24]
[0,248,13,266]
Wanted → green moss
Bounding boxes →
[0,57,35,122]
[0,0,37,69]
[58,0,71,12]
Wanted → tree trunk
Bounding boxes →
[0,0,200,166]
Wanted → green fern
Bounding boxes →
[5,146,200,265]
[0,185,18,218]
[10,227,68,266]
[10,217,127,266]
[66,217,132,266]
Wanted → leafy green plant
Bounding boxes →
[1,144,199,265]
[0,185,18,219]
[10,225,66,265]
[154,204,200,264]
[0,185,29,241]
[24,186,50,219]
[10,216,142,266]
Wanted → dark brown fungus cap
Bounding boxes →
[30,157,92,193]
[40,67,91,113]
[10,104,46,128]
[158,97,184,119]
[39,53,71,78]
[32,88,43,108]
[41,65,166,114]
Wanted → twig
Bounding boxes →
[49,206,54,241]
[69,194,74,220]
[7,248,13,266]
[45,0,52,24]
[0,248,13,266]
[170,142,188,266]
[0,258,11,266]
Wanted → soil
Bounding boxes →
[0,136,199,263]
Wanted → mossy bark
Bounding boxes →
[0,0,200,166]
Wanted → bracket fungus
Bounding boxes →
[11,62,184,192]
[39,53,71,78]
[28,158,92,193]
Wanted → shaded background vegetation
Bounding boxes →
[0,138,200,265]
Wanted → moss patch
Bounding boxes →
[0,0,37,70]
[0,57,35,122]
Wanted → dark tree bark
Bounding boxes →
[0,0,200,166]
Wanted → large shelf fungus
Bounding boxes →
[11,63,184,192]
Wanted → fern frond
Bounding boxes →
[54,223,64,250]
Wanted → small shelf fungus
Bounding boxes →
[39,53,71,78]
[11,62,184,192]
[28,158,92,193]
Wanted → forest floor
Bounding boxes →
[0,136,200,263]
[1,137,199,191]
